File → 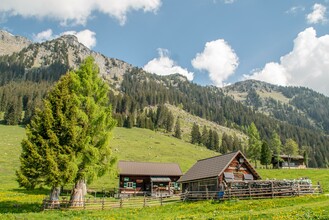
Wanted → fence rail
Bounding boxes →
[181,181,322,201]
[43,180,322,210]
[43,195,181,211]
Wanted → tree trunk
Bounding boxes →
[46,186,61,209]
[70,180,87,207]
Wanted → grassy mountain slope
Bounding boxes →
[0,125,218,190]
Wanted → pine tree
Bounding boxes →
[269,132,282,168]
[260,141,272,169]
[174,117,182,139]
[191,123,201,144]
[16,57,116,206]
[201,125,208,146]
[247,122,262,168]
[213,130,220,152]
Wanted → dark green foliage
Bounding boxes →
[246,88,261,110]
[201,125,208,146]
[174,117,182,139]
[16,57,116,190]
[4,97,22,125]
[260,141,272,168]
[191,123,201,144]
[247,122,262,168]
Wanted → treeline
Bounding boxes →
[0,81,51,124]
[1,63,329,167]
[107,68,329,168]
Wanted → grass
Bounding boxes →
[1,125,329,219]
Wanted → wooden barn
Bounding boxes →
[118,161,182,197]
[178,151,261,192]
[272,154,306,169]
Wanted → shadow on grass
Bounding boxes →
[0,201,42,214]
[10,188,49,195]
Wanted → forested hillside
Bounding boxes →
[0,32,328,168]
[224,80,329,133]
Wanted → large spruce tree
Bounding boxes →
[16,57,116,206]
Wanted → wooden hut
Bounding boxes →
[118,161,182,197]
[178,151,261,192]
[272,154,306,169]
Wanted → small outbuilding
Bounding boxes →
[272,154,306,169]
[118,161,183,197]
[178,151,261,192]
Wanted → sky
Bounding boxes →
[1,0,329,96]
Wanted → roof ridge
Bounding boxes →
[118,160,180,165]
[197,150,240,162]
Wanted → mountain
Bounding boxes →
[0,31,329,168]
[223,80,329,133]
[0,30,32,56]
[0,34,131,87]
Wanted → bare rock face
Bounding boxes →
[0,32,132,87]
[0,30,32,56]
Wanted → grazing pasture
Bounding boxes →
[0,125,329,219]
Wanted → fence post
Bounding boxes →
[271,181,274,198]
[120,197,123,208]
[102,197,105,210]
[160,195,163,206]
[143,194,146,208]
[84,198,86,210]
[297,183,300,196]
[318,182,323,194]
[248,183,251,199]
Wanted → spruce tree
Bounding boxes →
[201,125,208,146]
[191,123,201,144]
[16,57,116,206]
[260,141,272,169]
[174,117,182,139]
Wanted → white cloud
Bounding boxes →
[306,3,327,24]
[62,30,96,49]
[191,39,239,87]
[33,29,97,49]
[0,0,162,26]
[286,6,305,14]
[33,29,53,42]
[221,0,236,4]
[143,48,194,81]
[245,27,329,96]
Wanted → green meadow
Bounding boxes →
[0,125,329,219]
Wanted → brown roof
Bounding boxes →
[178,150,261,182]
[118,161,183,176]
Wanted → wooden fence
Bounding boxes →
[181,180,323,201]
[44,180,322,210]
[43,195,181,211]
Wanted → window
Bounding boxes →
[127,182,133,188]
[124,182,136,188]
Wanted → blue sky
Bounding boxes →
[1,0,329,95]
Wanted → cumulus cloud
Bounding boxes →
[62,30,96,49]
[33,29,54,42]
[33,29,97,49]
[143,48,194,81]
[191,39,239,87]
[0,0,162,26]
[245,27,329,96]
[306,3,327,24]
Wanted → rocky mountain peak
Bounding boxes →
[0,30,32,56]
